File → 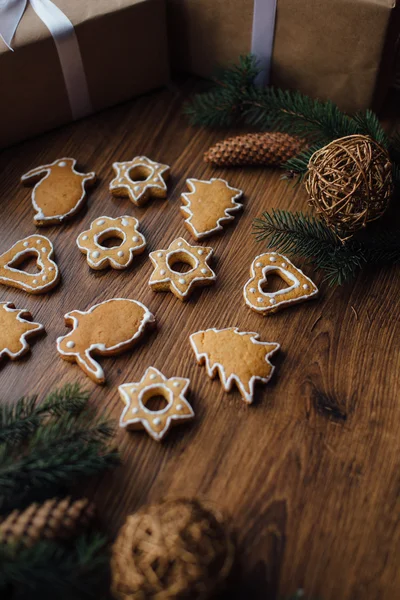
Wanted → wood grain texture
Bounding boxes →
[0,79,399,600]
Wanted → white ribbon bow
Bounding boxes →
[0,0,92,119]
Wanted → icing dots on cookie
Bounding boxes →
[110,156,170,207]
[21,158,96,226]
[0,235,60,294]
[77,215,146,270]
[149,237,216,301]
[243,252,319,315]
[180,178,243,240]
[57,298,155,384]
[119,367,194,441]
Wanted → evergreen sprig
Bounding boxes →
[253,210,400,286]
[185,54,400,181]
[0,533,109,600]
[0,384,119,513]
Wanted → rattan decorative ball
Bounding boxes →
[111,498,235,600]
[305,134,393,240]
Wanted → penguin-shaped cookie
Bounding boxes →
[21,158,96,226]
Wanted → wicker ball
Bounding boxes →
[111,498,235,600]
[305,134,393,240]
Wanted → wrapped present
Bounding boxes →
[0,0,169,150]
[166,0,399,113]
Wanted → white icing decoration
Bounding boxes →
[23,241,29,247]
[36,240,41,245]
[132,407,139,414]
[270,298,276,304]
[255,262,263,267]
[66,341,75,348]
[82,235,88,241]
[32,279,38,284]
[269,256,276,262]
[121,219,129,226]
[176,404,182,411]
[117,251,124,257]
[303,284,309,290]
[281,262,287,268]
[257,298,264,303]
[173,382,180,387]
[153,417,161,426]
[160,269,166,275]
[92,251,100,258]
[198,250,204,255]
[42,275,47,281]
[157,252,163,257]
[249,288,256,293]
[179,278,185,284]
[41,247,47,253]
[133,236,139,242]
[150,374,157,380]
[189,327,279,405]
[178,241,183,247]
[22,158,95,225]
[201,268,208,274]
[97,219,105,225]
[181,178,243,239]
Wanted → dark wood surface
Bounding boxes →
[0,79,399,600]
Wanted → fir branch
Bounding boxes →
[0,385,119,512]
[0,384,89,446]
[284,144,320,176]
[0,532,109,600]
[253,209,400,286]
[352,110,389,148]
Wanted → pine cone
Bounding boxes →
[0,497,95,547]
[204,132,306,167]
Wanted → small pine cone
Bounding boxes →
[0,497,95,547]
[204,132,306,167]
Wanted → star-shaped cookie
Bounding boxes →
[119,367,194,441]
[110,156,170,207]
[149,237,216,301]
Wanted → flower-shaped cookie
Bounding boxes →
[110,156,170,206]
[149,237,216,301]
[243,252,319,315]
[76,216,146,270]
[119,367,194,441]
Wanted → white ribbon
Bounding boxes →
[251,0,277,86]
[0,0,92,119]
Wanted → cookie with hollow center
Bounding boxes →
[119,367,194,441]
[243,252,318,315]
[0,302,44,361]
[77,215,146,270]
[180,178,243,240]
[110,156,170,207]
[149,237,216,301]
[0,235,60,294]
[21,158,96,226]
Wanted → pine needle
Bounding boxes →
[253,209,400,286]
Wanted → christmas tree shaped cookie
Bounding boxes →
[21,158,96,226]
[190,327,280,404]
[180,178,243,240]
[0,302,44,361]
[243,252,318,315]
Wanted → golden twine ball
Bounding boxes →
[111,498,235,600]
[305,134,393,240]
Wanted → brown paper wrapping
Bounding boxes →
[0,0,169,150]
[167,0,399,113]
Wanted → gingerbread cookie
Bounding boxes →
[180,178,243,240]
[0,302,44,361]
[149,237,216,301]
[77,216,146,270]
[57,298,155,384]
[21,158,96,226]
[190,328,280,404]
[0,235,60,294]
[119,367,194,441]
[110,156,170,207]
[244,252,319,315]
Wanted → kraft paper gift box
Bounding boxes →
[0,0,169,150]
[166,0,399,113]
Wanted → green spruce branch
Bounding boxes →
[253,210,400,286]
[0,384,120,513]
[185,54,400,182]
[0,532,109,600]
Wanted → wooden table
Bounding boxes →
[0,79,399,600]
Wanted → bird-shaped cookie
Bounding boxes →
[21,158,96,226]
